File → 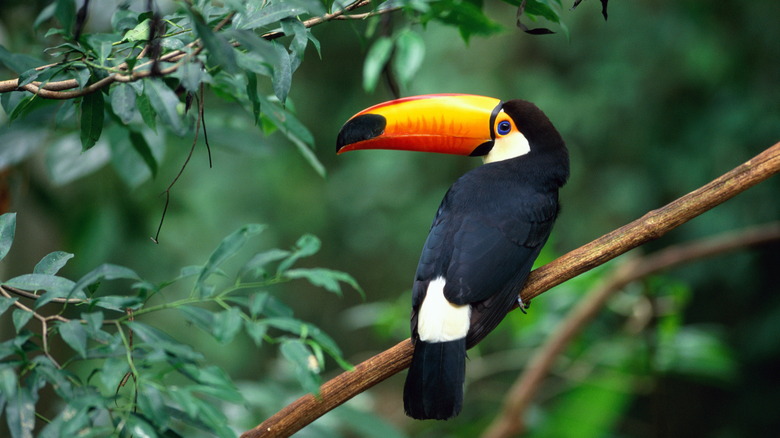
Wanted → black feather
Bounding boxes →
[403,339,466,420]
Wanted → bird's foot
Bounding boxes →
[517,297,531,314]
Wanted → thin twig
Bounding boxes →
[1,284,89,304]
[241,141,780,438]
[199,83,212,168]
[481,221,780,438]
[150,84,204,244]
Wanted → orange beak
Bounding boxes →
[336,94,503,156]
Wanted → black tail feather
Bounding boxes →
[403,338,466,420]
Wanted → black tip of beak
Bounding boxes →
[336,114,387,152]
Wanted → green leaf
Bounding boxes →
[100,353,130,390]
[263,317,348,370]
[1,92,39,122]
[280,339,321,394]
[81,311,104,334]
[72,65,91,89]
[70,263,140,296]
[233,0,325,30]
[423,0,504,41]
[239,248,290,279]
[179,305,215,334]
[229,29,281,74]
[5,386,36,438]
[363,36,393,92]
[145,79,184,135]
[264,316,307,335]
[124,414,157,438]
[129,131,158,177]
[0,46,41,74]
[182,364,243,402]
[33,251,74,275]
[110,83,137,124]
[246,71,261,122]
[17,67,42,88]
[212,307,243,343]
[524,0,562,23]
[189,397,233,438]
[167,387,198,418]
[111,8,138,34]
[255,94,323,175]
[281,18,308,72]
[109,128,153,188]
[123,18,151,42]
[197,224,266,296]
[392,29,426,87]
[135,92,157,131]
[249,292,269,317]
[245,320,267,346]
[58,320,88,358]
[55,0,76,36]
[177,61,207,94]
[137,383,168,428]
[284,268,362,297]
[0,212,16,261]
[33,3,56,28]
[39,406,93,438]
[91,295,143,312]
[271,43,292,103]
[127,322,204,362]
[0,297,17,317]
[277,234,321,274]
[12,309,33,333]
[189,9,238,74]
[80,91,105,150]
[0,365,18,398]
[4,273,77,307]
[86,34,116,67]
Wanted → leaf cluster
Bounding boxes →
[1,0,329,182]
[0,213,361,437]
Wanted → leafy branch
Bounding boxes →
[0,0,384,99]
[482,221,780,438]
[0,219,362,438]
[242,141,780,438]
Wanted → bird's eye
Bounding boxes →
[497,120,512,135]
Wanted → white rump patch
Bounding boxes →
[483,131,530,164]
[417,277,471,342]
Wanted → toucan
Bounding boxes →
[336,94,569,420]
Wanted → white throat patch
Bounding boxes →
[483,131,530,164]
[417,277,471,342]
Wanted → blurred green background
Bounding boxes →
[1,0,779,437]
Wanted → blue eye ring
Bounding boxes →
[497,120,512,135]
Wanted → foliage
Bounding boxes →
[0,212,363,437]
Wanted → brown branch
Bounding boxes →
[0,285,67,367]
[242,141,780,438]
[243,340,413,438]
[1,284,89,304]
[518,141,780,305]
[481,221,780,438]
[0,0,386,99]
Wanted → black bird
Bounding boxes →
[337,94,569,420]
